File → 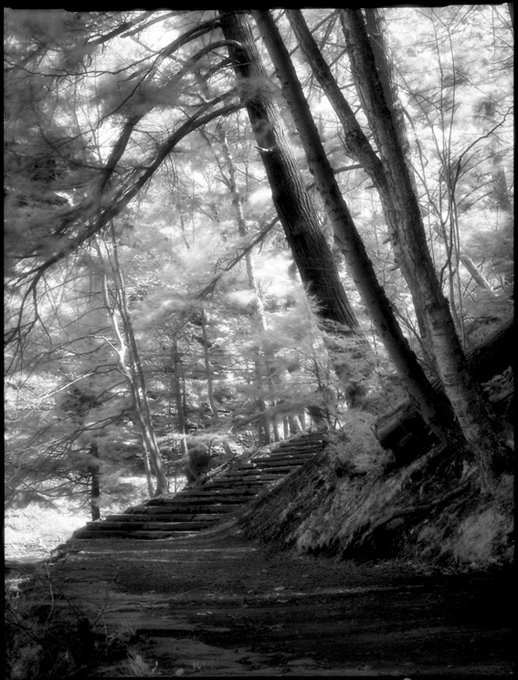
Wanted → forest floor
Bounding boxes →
[13,517,513,678]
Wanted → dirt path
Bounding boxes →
[20,519,513,677]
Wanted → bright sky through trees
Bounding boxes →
[4,7,513,511]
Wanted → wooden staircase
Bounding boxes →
[73,431,327,540]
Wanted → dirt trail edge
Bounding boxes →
[21,517,513,678]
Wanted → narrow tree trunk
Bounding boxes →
[340,8,512,491]
[95,234,169,496]
[215,127,280,440]
[479,98,513,215]
[460,254,494,292]
[172,338,189,458]
[200,308,218,417]
[255,9,460,446]
[288,414,304,434]
[110,235,169,495]
[88,442,101,521]
[219,10,369,399]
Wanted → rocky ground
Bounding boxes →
[12,517,514,678]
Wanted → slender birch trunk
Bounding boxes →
[95,233,169,496]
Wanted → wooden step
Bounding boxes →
[146,496,247,506]
[235,460,309,470]
[104,513,224,523]
[206,478,267,488]
[270,440,325,451]
[244,457,310,466]
[137,504,238,514]
[232,464,299,475]
[177,487,258,497]
[74,433,328,540]
[253,458,311,467]
[85,520,214,531]
[270,444,323,453]
[261,451,317,459]
[218,472,284,482]
[74,529,196,540]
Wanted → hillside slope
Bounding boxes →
[240,413,514,569]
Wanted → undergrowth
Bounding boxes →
[5,476,152,562]
[240,426,514,570]
[5,573,158,679]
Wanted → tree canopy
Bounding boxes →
[4,7,513,512]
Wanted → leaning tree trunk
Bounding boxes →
[219,10,372,400]
[287,9,439,359]
[340,8,512,492]
[253,9,462,450]
[376,318,514,467]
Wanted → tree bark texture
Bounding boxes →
[219,11,360,336]
[340,8,512,491]
[376,318,514,466]
[200,308,218,417]
[459,254,494,293]
[286,9,431,351]
[254,9,462,446]
[172,338,189,458]
[88,442,101,521]
[97,234,169,496]
[111,238,169,495]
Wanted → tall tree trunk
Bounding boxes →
[200,308,218,417]
[96,234,169,496]
[478,97,513,216]
[88,442,101,521]
[255,10,460,445]
[214,127,280,439]
[110,234,169,495]
[219,10,369,400]
[286,9,431,355]
[172,338,189,458]
[340,8,512,492]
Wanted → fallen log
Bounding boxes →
[375,318,514,467]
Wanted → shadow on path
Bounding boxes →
[20,519,513,677]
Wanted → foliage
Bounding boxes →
[3,7,513,521]
[5,573,157,679]
[5,584,132,680]
[240,436,513,568]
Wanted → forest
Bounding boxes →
[4,7,513,555]
[4,7,515,678]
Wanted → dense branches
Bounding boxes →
[4,8,513,510]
